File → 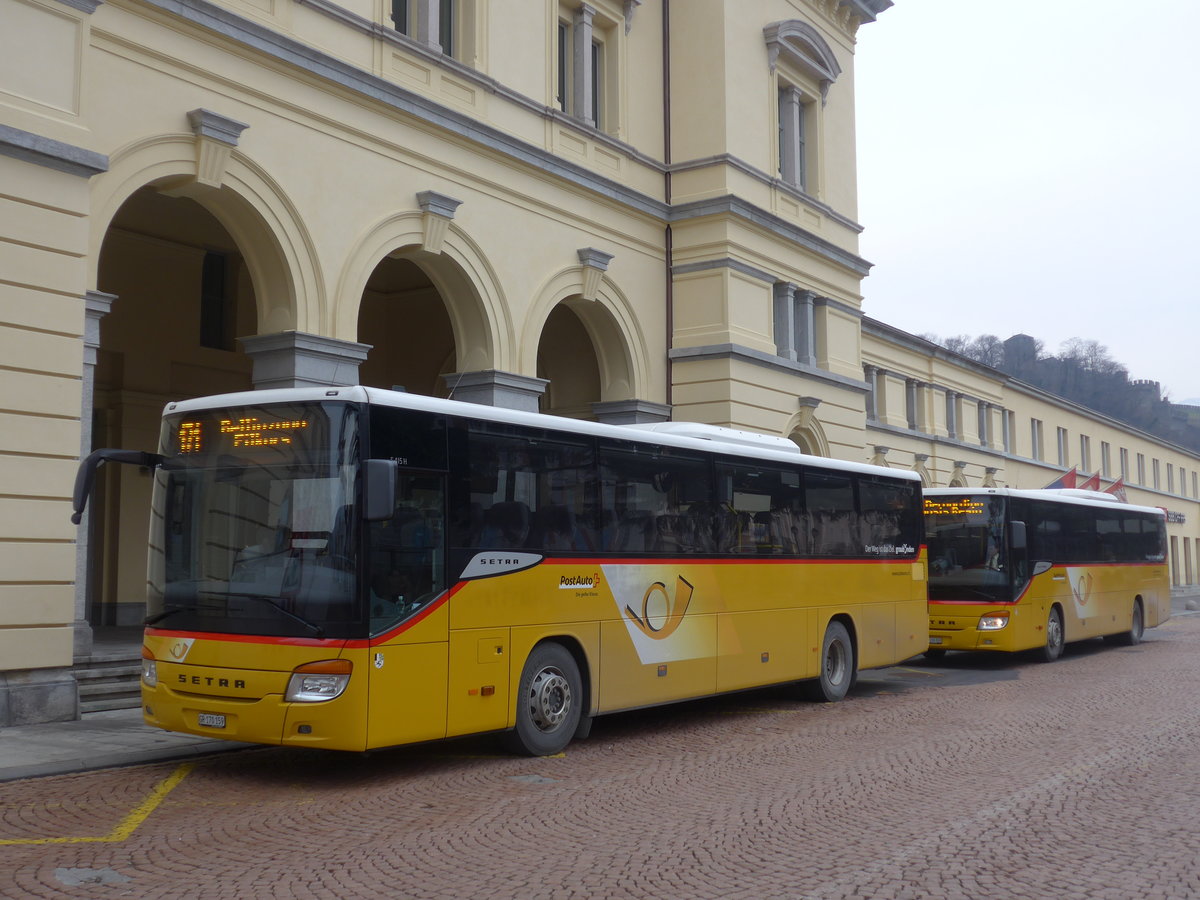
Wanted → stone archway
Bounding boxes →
[80,127,316,651]
[523,264,659,422]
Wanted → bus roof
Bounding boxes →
[924,486,1165,517]
[162,386,920,482]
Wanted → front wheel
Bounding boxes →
[1038,607,1065,663]
[802,620,855,702]
[506,643,582,756]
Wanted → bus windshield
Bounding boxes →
[924,495,1014,603]
[146,401,364,638]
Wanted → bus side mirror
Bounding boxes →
[365,459,398,521]
[71,448,163,524]
[1010,520,1027,551]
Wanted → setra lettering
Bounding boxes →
[178,674,246,689]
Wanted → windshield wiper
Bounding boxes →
[145,606,198,626]
[224,593,326,638]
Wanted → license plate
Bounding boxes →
[928,636,943,645]
[197,713,226,729]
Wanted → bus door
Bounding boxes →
[365,470,450,748]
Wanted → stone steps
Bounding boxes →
[74,655,142,714]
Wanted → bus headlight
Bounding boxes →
[978,612,1010,631]
[141,647,157,686]
[285,659,352,702]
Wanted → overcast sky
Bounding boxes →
[854,1,1200,403]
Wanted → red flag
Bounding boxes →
[1044,466,1078,489]
[1078,472,1101,491]
[1105,476,1127,503]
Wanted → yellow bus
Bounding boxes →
[924,488,1170,662]
[73,387,928,755]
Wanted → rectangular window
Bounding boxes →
[556,20,568,111]
[591,39,603,130]
[1137,453,1146,485]
[199,251,230,350]
[977,402,988,447]
[439,0,454,56]
[777,86,808,191]
[1120,448,1130,478]
[1031,419,1044,461]
[599,442,712,554]
[1101,441,1111,478]
[1079,435,1091,473]
[1153,459,1161,490]
[1056,427,1069,467]
[1168,463,1175,494]
[1004,411,1015,452]
[1193,471,1197,498]
[392,0,409,33]
[556,4,612,131]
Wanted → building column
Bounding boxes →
[795,289,816,366]
[239,332,371,389]
[72,291,116,661]
[863,365,879,422]
[592,399,671,424]
[573,4,596,126]
[945,390,959,440]
[773,283,797,361]
[441,370,549,413]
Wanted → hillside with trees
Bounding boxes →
[923,333,1200,453]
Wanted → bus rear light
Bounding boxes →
[141,646,158,686]
[286,659,352,702]
[978,612,1010,631]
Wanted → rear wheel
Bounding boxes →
[1108,599,1144,647]
[506,643,582,756]
[802,620,855,702]
[1038,607,1064,662]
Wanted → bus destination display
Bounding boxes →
[170,406,320,458]
[924,497,986,517]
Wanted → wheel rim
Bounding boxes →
[825,638,848,685]
[526,665,571,733]
[1047,612,1063,652]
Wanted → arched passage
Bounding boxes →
[523,268,649,419]
[81,137,315,637]
[335,214,510,383]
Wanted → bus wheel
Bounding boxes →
[507,643,582,756]
[1108,599,1144,647]
[802,621,855,702]
[1038,607,1064,663]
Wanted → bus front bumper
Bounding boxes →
[141,683,367,751]
[928,609,1018,653]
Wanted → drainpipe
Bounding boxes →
[662,0,673,412]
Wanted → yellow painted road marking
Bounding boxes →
[0,762,192,845]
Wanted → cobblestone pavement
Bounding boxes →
[4,617,1200,900]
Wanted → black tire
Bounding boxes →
[923,648,947,661]
[1110,600,1144,647]
[802,620,855,702]
[1038,606,1065,662]
[506,643,582,756]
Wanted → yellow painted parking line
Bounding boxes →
[0,762,192,846]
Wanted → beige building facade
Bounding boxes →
[2,0,1195,724]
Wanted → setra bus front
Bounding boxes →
[924,491,1029,654]
[137,394,378,750]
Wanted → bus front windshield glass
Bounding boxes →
[924,495,1013,602]
[146,402,363,639]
